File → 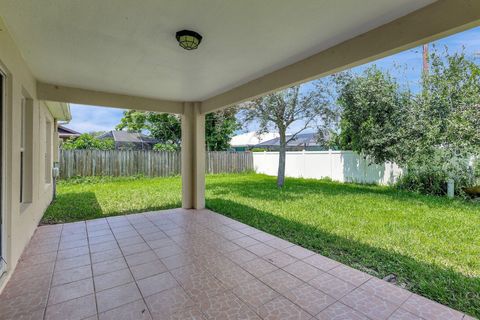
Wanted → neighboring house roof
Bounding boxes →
[58,125,81,139]
[230,131,279,147]
[98,130,158,144]
[256,132,320,147]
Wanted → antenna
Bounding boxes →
[422,44,429,75]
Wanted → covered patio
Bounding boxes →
[0,208,470,320]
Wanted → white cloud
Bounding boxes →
[67,104,126,133]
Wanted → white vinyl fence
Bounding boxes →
[253,151,402,185]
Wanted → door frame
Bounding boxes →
[0,66,7,277]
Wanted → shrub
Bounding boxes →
[396,151,476,196]
[153,143,179,152]
[62,134,114,150]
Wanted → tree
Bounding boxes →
[62,133,114,150]
[205,107,240,151]
[335,67,412,164]
[336,50,480,195]
[403,49,480,193]
[116,108,240,151]
[242,83,334,187]
[116,112,181,145]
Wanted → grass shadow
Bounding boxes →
[42,192,103,224]
[206,197,480,318]
[42,191,181,224]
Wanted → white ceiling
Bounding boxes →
[0,0,435,102]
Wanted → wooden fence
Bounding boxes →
[58,150,253,179]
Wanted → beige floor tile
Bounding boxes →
[246,243,277,256]
[45,294,96,320]
[340,288,398,320]
[259,269,304,293]
[316,302,368,320]
[257,296,312,320]
[282,245,315,260]
[125,250,158,267]
[52,264,92,286]
[401,294,464,320]
[303,254,340,272]
[137,272,178,297]
[241,257,278,278]
[232,278,279,308]
[130,260,168,280]
[98,299,152,320]
[96,282,142,313]
[388,308,422,320]
[328,265,372,286]
[264,250,298,268]
[48,278,94,305]
[197,291,260,320]
[284,284,336,316]
[94,268,133,292]
[309,272,355,299]
[145,286,194,318]
[283,260,324,282]
[92,257,127,276]
[359,277,412,306]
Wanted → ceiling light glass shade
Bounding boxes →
[176,30,203,50]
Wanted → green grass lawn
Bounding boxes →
[44,173,480,317]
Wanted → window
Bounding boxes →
[45,119,52,184]
[20,96,33,204]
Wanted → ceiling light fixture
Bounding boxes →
[175,30,203,50]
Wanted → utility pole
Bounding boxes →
[422,43,429,75]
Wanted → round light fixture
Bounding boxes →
[175,30,203,50]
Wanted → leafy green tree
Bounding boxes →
[336,50,480,195]
[241,82,334,187]
[401,49,480,194]
[335,67,412,164]
[116,108,240,151]
[62,134,114,150]
[205,107,240,151]
[116,112,181,145]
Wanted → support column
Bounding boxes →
[181,102,205,209]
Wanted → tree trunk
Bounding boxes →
[277,131,286,188]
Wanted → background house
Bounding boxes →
[57,124,80,141]
[98,130,158,150]
[230,131,279,151]
[255,132,324,151]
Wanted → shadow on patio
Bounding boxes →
[205,196,479,318]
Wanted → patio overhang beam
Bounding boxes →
[200,0,480,114]
[37,82,184,114]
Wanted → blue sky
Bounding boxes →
[67,26,480,134]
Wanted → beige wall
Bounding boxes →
[0,17,57,291]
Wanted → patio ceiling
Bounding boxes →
[1,1,433,100]
[1,0,479,113]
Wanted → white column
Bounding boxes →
[181,102,205,209]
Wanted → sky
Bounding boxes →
[66,26,480,134]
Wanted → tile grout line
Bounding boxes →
[106,214,155,319]
[142,211,224,319]
[86,219,105,320]
[42,223,64,320]
[131,212,207,319]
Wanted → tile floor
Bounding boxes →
[0,208,473,320]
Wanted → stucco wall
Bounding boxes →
[0,17,56,291]
[253,151,402,185]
